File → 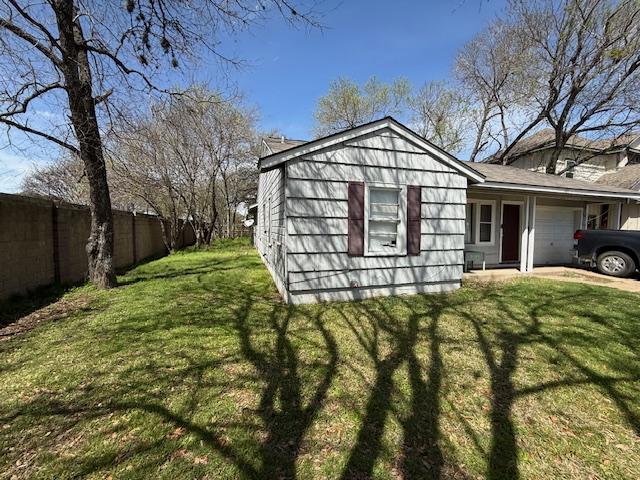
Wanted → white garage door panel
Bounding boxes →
[534,207,578,265]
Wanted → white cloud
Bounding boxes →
[0,150,41,193]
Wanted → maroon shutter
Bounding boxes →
[347,182,365,256]
[407,185,421,256]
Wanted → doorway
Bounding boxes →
[501,203,521,262]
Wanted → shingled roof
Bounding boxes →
[467,162,640,198]
[262,137,307,154]
[596,164,640,191]
[484,128,640,163]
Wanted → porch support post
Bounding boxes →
[584,203,589,229]
[616,202,623,230]
[526,196,537,272]
[520,196,530,272]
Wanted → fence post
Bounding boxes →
[132,212,137,264]
[51,201,61,283]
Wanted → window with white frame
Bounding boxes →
[366,186,406,254]
[565,159,576,179]
[465,200,495,245]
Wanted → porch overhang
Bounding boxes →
[464,186,637,276]
[471,181,640,202]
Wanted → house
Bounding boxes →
[596,163,640,230]
[483,128,640,231]
[256,117,640,304]
[483,128,640,182]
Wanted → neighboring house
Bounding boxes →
[597,163,640,230]
[256,117,640,304]
[483,128,640,231]
[484,128,640,182]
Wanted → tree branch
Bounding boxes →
[0,118,79,153]
[0,17,63,67]
[0,82,64,117]
[5,0,61,52]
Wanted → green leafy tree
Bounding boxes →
[408,81,472,154]
[313,76,410,136]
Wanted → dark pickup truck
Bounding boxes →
[574,229,640,278]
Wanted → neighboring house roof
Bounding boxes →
[467,162,640,200]
[262,137,307,155]
[484,128,640,163]
[258,116,486,183]
[596,164,640,191]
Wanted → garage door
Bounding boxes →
[534,207,579,265]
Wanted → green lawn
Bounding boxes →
[1,240,639,479]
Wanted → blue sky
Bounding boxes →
[0,0,505,193]
[228,0,506,139]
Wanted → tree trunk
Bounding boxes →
[469,104,491,163]
[54,0,116,288]
[547,129,565,174]
[546,147,563,174]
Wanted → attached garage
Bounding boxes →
[533,206,582,265]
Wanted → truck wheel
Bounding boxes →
[596,251,636,278]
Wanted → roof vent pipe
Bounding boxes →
[280,136,284,143]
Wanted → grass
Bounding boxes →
[1,238,639,479]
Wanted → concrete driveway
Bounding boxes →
[464,266,640,293]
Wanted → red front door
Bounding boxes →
[502,204,520,262]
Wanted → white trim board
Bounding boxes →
[473,181,640,201]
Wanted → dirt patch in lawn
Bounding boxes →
[0,295,92,341]
[555,270,614,283]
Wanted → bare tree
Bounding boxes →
[491,0,640,171]
[455,20,536,161]
[0,0,318,288]
[111,87,258,249]
[407,81,471,154]
[21,154,88,204]
[313,76,411,137]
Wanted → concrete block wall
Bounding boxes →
[0,193,195,300]
[113,211,135,269]
[0,195,55,299]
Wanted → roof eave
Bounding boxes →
[472,181,640,201]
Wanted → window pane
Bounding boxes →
[370,188,399,206]
[565,159,576,179]
[369,220,398,235]
[369,234,398,251]
[368,188,400,253]
[369,220,398,252]
[465,204,474,243]
[479,222,491,242]
[370,203,398,218]
[480,204,492,223]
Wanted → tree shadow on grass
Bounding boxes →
[0,283,72,329]
[337,294,472,479]
[2,266,640,479]
[118,255,248,286]
[451,283,640,480]
[232,295,339,478]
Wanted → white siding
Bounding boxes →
[464,189,586,267]
[283,127,467,304]
[510,149,621,182]
[256,166,287,298]
[621,203,640,230]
